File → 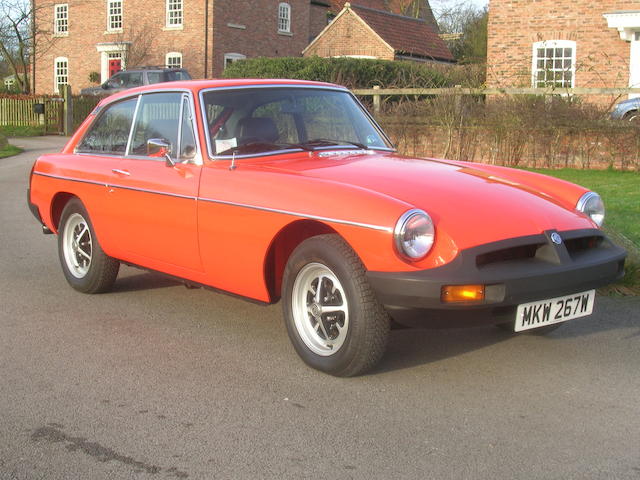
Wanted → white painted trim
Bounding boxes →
[53,56,69,94]
[96,43,128,82]
[106,0,123,32]
[278,2,291,33]
[165,0,183,28]
[165,51,183,69]
[224,53,246,69]
[604,12,640,41]
[531,40,576,88]
[54,3,69,35]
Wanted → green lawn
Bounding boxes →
[530,169,640,248]
[0,144,23,158]
[531,168,640,294]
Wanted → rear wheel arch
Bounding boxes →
[264,220,347,302]
[50,192,78,232]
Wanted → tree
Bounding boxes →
[432,1,488,64]
[0,0,56,93]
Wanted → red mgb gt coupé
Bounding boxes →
[28,79,626,376]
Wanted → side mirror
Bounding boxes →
[147,138,175,166]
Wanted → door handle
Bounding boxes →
[112,169,130,176]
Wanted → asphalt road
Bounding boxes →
[1,137,639,480]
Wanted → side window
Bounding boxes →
[76,97,138,155]
[178,97,197,161]
[107,72,123,88]
[129,92,182,158]
[147,72,161,84]
[122,72,143,87]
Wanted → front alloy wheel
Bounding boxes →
[283,234,390,377]
[291,262,350,356]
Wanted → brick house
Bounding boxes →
[34,0,446,94]
[303,3,453,63]
[35,0,329,94]
[487,0,640,98]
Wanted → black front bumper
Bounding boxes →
[366,229,626,328]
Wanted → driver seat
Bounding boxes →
[236,117,279,145]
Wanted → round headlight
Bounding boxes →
[576,191,605,227]
[394,209,435,261]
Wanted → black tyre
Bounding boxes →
[58,198,119,293]
[282,234,390,377]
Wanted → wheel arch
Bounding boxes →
[50,192,79,232]
[264,219,350,302]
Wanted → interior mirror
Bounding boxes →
[147,138,175,166]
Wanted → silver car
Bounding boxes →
[80,67,191,96]
[610,97,640,121]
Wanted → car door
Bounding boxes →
[109,91,203,273]
[72,96,138,253]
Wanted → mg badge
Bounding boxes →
[551,232,562,245]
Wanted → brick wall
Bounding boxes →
[212,0,311,77]
[34,0,317,94]
[303,9,394,60]
[35,0,208,94]
[487,0,638,93]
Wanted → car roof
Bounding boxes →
[98,78,347,106]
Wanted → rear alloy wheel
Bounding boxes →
[58,198,119,293]
[283,234,390,377]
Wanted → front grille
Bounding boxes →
[564,235,603,259]
[476,233,606,268]
[476,243,542,267]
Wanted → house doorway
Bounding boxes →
[109,58,122,77]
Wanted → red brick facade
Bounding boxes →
[34,0,325,94]
[34,0,445,94]
[487,0,640,93]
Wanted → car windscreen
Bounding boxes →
[201,87,393,157]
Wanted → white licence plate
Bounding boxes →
[514,289,595,332]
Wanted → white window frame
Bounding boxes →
[531,40,576,88]
[107,0,123,32]
[166,0,183,27]
[54,4,68,35]
[278,2,291,33]
[224,53,246,69]
[166,52,182,68]
[54,56,69,94]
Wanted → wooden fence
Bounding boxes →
[0,87,100,135]
[0,96,65,134]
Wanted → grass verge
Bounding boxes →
[0,125,46,137]
[532,168,640,295]
[0,144,23,158]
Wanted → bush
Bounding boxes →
[222,56,454,89]
[0,133,7,148]
[377,95,640,170]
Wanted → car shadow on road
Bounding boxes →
[373,297,640,374]
[110,271,182,293]
[374,326,511,374]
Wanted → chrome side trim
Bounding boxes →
[32,172,197,201]
[198,196,393,232]
[34,171,393,232]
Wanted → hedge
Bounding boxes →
[222,56,453,89]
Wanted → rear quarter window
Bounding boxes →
[76,97,138,155]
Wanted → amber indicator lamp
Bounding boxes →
[441,285,485,303]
